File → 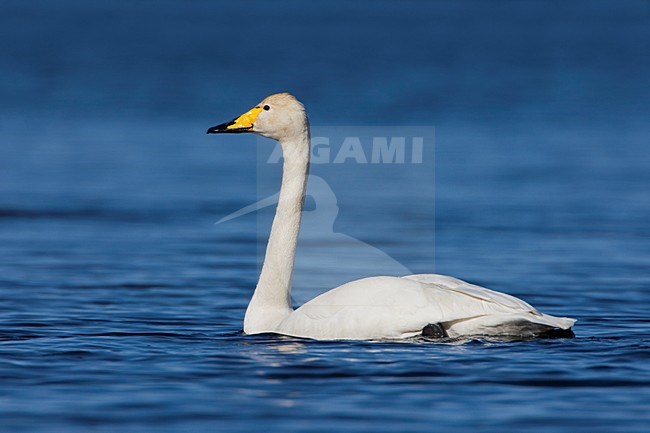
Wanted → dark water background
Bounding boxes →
[1,1,649,432]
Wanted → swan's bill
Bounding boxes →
[207,106,263,134]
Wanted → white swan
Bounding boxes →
[207,93,576,340]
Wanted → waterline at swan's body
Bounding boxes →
[207,92,576,340]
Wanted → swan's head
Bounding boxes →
[207,92,308,142]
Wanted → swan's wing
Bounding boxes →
[281,275,537,339]
[400,274,575,336]
[402,274,539,314]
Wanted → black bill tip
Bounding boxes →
[206,120,234,134]
[206,120,252,134]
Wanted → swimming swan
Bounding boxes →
[207,93,576,340]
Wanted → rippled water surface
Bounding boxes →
[1,1,649,432]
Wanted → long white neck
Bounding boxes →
[244,132,310,334]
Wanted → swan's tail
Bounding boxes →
[444,313,576,339]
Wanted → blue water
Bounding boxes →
[1,1,649,432]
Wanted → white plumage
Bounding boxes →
[207,93,576,340]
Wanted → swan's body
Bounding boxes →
[207,93,576,340]
[280,275,575,340]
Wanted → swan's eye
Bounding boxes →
[263,105,270,111]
